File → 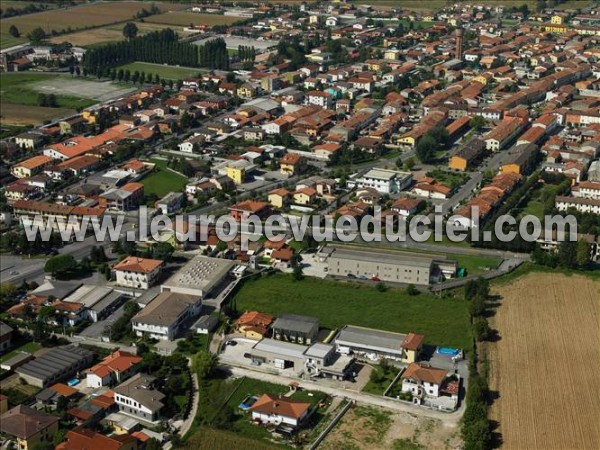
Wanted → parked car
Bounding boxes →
[358,275,368,280]
[347,273,356,279]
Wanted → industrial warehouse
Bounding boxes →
[319,245,458,285]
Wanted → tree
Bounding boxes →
[404,157,416,171]
[473,317,492,341]
[292,265,304,281]
[122,22,138,40]
[576,239,590,268]
[192,350,217,379]
[180,110,191,129]
[416,135,437,163]
[37,93,48,107]
[44,254,77,276]
[470,115,487,132]
[28,26,46,44]
[152,242,174,261]
[558,240,577,268]
[90,245,107,263]
[376,282,387,292]
[9,25,20,38]
[47,93,58,108]
[405,284,419,296]
[469,295,487,318]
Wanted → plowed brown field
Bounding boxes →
[489,273,600,450]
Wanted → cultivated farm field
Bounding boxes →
[0,1,184,49]
[488,272,600,450]
[145,11,245,27]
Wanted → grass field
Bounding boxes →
[517,183,558,220]
[116,62,202,80]
[0,73,93,108]
[0,1,183,49]
[232,274,471,349]
[0,73,136,124]
[140,162,188,197]
[145,11,245,27]
[0,102,75,125]
[488,272,600,450]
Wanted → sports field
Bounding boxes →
[116,62,202,80]
[145,11,245,27]
[232,273,471,348]
[0,73,135,124]
[0,1,183,49]
[488,272,600,450]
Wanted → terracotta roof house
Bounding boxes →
[56,427,138,450]
[234,311,274,339]
[113,256,164,290]
[229,200,271,220]
[401,362,450,398]
[249,394,311,427]
[86,351,143,388]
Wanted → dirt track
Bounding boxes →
[489,273,600,450]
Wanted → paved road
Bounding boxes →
[224,366,463,425]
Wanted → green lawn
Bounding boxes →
[0,73,95,109]
[0,341,41,364]
[454,254,501,275]
[517,183,558,220]
[362,364,400,396]
[232,274,471,348]
[115,62,202,81]
[140,166,187,197]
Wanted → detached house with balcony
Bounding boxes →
[113,373,165,423]
[132,292,201,341]
[113,256,164,290]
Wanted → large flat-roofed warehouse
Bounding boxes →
[334,325,424,363]
[271,314,320,345]
[161,255,235,297]
[15,345,94,387]
[249,338,354,379]
[321,245,457,285]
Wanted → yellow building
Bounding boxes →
[0,405,59,450]
[226,165,246,185]
[279,152,305,176]
[396,135,416,147]
[81,110,97,124]
[267,188,290,209]
[293,187,317,205]
[384,49,401,60]
[449,155,469,171]
[551,15,563,25]
[237,84,256,99]
[542,23,569,33]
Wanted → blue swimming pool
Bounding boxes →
[239,395,258,411]
[67,378,80,387]
[436,347,460,357]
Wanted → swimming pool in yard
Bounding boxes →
[436,347,461,357]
